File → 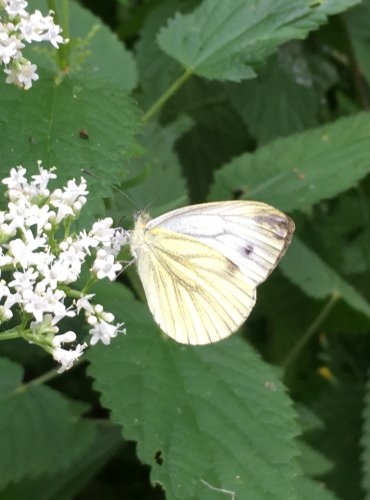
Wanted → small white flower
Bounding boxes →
[75,294,95,314]
[2,166,27,189]
[92,249,122,281]
[15,60,39,89]
[49,197,74,223]
[23,203,50,233]
[31,164,56,192]
[90,218,115,246]
[43,23,64,49]
[4,0,28,17]
[23,286,66,322]
[8,231,46,268]
[52,330,76,347]
[8,268,38,291]
[53,342,87,373]
[89,320,125,346]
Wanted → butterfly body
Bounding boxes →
[129,201,294,345]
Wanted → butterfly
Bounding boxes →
[129,200,294,345]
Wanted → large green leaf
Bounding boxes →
[0,426,122,500]
[280,237,370,319]
[227,41,337,144]
[0,73,141,202]
[158,0,360,82]
[209,113,370,211]
[0,358,96,489]
[87,280,301,500]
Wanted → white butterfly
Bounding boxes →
[129,201,294,345]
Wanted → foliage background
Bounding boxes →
[1,0,370,499]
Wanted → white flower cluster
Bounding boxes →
[0,164,128,372]
[0,0,67,89]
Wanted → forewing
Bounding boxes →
[137,228,256,345]
[147,201,294,287]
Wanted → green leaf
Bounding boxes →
[209,113,370,211]
[362,374,370,500]
[346,0,370,85]
[157,0,360,82]
[27,0,137,92]
[112,117,190,222]
[294,475,340,500]
[0,357,96,489]
[87,280,301,500]
[68,1,138,92]
[298,441,333,477]
[310,370,365,499]
[0,73,141,203]
[136,0,186,110]
[0,425,122,500]
[228,46,320,144]
[172,82,250,201]
[280,237,370,318]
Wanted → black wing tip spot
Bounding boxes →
[155,450,164,465]
[244,244,254,256]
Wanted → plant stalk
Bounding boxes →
[282,292,340,370]
[142,67,193,123]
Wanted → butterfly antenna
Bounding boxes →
[81,168,141,211]
[142,194,158,214]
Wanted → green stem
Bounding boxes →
[142,67,193,123]
[17,359,85,392]
[0,326,22,341]
[282,292,340,370]
[58,284,83,299]
[47,0,70,70]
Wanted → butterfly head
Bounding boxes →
[130,211,151,258]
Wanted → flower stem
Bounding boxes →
[47,0,70,70]
[142,67,193,123]
[282,292,340,370]
[0,326,22,341]
[18,359,85,391]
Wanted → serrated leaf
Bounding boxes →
[294,475,340,500]
[280,237,370,318]
[228,47,319,144]
[87,280,301,500]
[0,425,122,500]
[0,73,141,203]
[0,357,96,489]
[298,441,333,477]
[157,0,360,82]
[209,113,370,211]
[362,375,370,500]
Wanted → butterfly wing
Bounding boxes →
[147,200,294,288]
[135,227,256,345]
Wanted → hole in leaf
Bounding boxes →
[155,450,164,465]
